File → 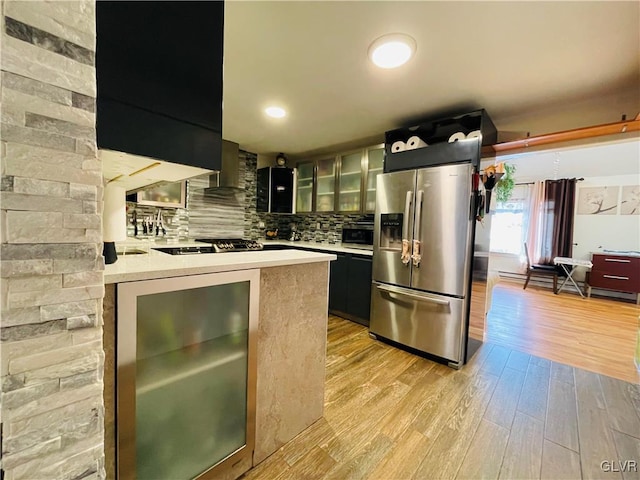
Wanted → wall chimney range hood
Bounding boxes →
[205,140,241,190]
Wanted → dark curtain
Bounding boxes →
[539,178,577,265]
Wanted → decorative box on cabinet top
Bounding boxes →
[384,109,497,172]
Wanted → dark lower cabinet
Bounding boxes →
[328,253,349,314]
[328,253,372,326]
[346,256,373,322]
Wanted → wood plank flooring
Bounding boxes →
[242,316,640,480]
[483,281,640,384]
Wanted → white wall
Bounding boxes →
[572,174,640,279]
[257,153,276,169]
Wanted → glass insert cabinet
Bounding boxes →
[338,151,363,212]
[295,162,314,213]
[316,157,336,212]
[295,144,384,213]
[117,270,259,480]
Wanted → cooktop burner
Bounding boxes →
[153,246,216,255]
[195,238,263,253]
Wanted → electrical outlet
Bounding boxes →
[316,222,321,229]
[258,221,265,228]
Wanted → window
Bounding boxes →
[490,185,530,255]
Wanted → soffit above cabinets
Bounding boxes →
[100,149,211,192]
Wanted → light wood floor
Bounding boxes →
[485,281,640,384]
[243,316,640,480]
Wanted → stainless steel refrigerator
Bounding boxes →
[370,162,477,368]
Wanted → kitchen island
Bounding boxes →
[103,247,335,479]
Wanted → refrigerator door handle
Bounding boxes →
[403,190,413,235]
[412,190,424,267]
[375,283,450,306]
[401,191,414,265]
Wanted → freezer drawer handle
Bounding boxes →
[604,258,631,263]
[376,284,450,306]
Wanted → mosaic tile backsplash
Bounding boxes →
[127,150,371,242]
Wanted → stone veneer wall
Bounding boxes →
[0,1,105,479]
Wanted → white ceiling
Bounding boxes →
[222,1,640,159]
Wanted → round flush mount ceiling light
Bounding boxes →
[368,33,416,69]
[265,106,286,118]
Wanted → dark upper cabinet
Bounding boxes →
[96,1,223,170]
[256,167,296,214]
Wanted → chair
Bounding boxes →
[523,242,558,293]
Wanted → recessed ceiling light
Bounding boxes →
[265,106,286,118]
[368,33,416,69]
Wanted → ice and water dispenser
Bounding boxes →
[379,214,404,251]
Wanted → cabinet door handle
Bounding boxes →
[603,274,629,280]
[604,258,631,263]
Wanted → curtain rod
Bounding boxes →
[516,178,584,186]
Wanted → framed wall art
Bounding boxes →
[576,186,619,215]
[620,185,640,215]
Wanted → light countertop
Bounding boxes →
[264,240,373,256]
[114,237,373,256]
[105,244,336,284]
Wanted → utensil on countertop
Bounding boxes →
[156,210,166,236]
[132,209,138,236]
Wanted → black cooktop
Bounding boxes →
[195,238,263,253]
[153,246,216,255]
[152,239,263,255]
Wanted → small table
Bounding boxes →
[553,257,593,297]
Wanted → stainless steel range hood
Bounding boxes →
[205,140,241,189]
